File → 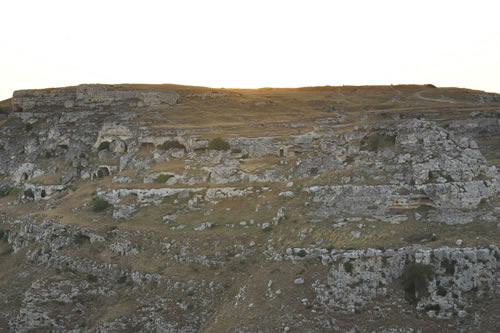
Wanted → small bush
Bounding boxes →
[87,274,98,283]
[159,140,185,151]
[425,84,437,88]
[361,134,396,152]
[154,174,173,184]
[262,225,273,233]
[231,148,242,154]
[23,189,34,199]
[0,185,12,197]
[97,141,110,151]
[401,263,434,304]
[296,249,307,257]
[208,137,230,151]
[344,155,355,164]
[92,198,111,212]
[344,261,354,274]
[0,229,8,242]
[25,123,33,132]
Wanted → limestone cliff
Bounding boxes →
[0,84,499,332]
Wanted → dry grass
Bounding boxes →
[28,173,61,185]
[130,84,500,140]
[147,159,191,174]
[239,156,281,172]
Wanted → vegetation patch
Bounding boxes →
[0,228,9,242]
[154,174,173,184]
[25,123,34,132]
[0,185,12,197]
[262,225,273,233]
[344,155,355,164]
[23,188,34,199]
[361,133,396,152]
[92,198,111,212]
[87,274,98,283]
[296,249,307,257]
[344,261,354,274]
[208,137,230,151]
[401,263,434,304]
[159,140,185,151]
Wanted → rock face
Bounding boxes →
[0,84,499,332]
[292,246,500,316]
[12,84,179,112]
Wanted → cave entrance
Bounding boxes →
[97,167,110,178]
[140,142,155,152]
[41,190,46,198]
[279,148,284,157]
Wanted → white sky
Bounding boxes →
[1,0,499,100]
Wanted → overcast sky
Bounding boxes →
[1,0,499,100]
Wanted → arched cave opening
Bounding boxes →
[97,167,110,178]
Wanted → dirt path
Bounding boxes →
[415,90,458,104]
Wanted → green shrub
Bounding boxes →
[361,134,396,152]
[154,174,173,184]
[23,189,34,199]
[87,274,98,283]
[401,263,434,304]
[0,185,12,197]
[208,137,230,151]
[97,141,110,151]
[231,148,242,154]
[25,123,33,132]
[159,140,185,151]
[344,155,355,164]
[262,225,273,233]
[344,261,354,274]
[92,198,111,212]
[296,249,307,257]
[0,228,8,242]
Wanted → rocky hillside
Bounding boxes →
[0,83,499,332]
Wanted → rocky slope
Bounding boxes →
[0,84,499,332]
